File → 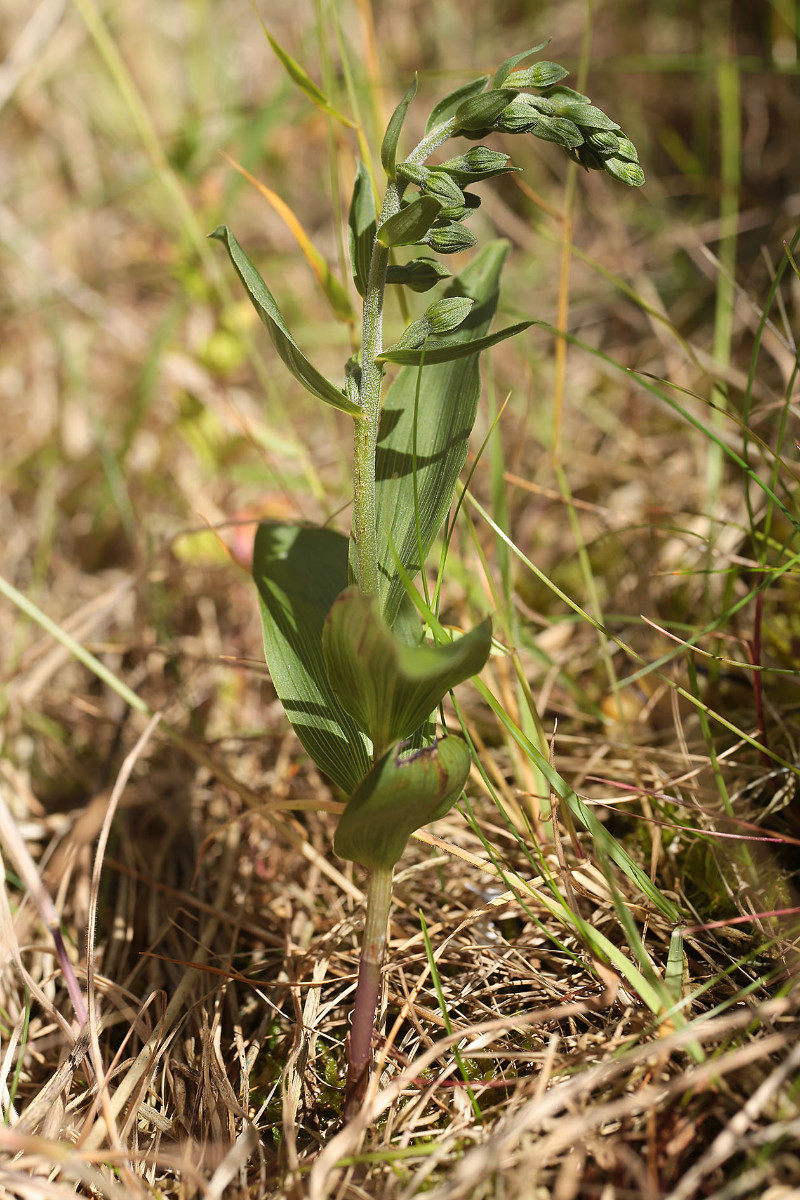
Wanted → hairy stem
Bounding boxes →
[344,864,393,1119]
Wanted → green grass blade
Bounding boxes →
[256,16,355,128]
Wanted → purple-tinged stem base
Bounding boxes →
[343,864,393,1121]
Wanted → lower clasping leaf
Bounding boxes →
[322,585,492,758]
[334,736,472,872]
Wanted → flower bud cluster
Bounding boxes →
[387,52,643,272]
[491,80,644,187]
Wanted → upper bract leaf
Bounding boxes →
[322,586,492,758]
[348,160,377,298]
[209,226,361,417]
[333,736,472,871]
[492,41,551,89]
[381,74,418,180]
[425,75,490,133]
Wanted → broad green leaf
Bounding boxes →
[252,523,371,793]
[210,226,361,417]
[374,240,510,626]
[504,61,569,90]
[492,42,550,89]
[334,736,472,870]
[454,89,518,132]
[384,296,474,353]
[259,24,355,128]
[381,74,418,180]
[425,75,490,133]
[378,320,532,365]
[376,196,443,248]
[385,258,452,292]
[348,160,377,298]
[322,586,491,756]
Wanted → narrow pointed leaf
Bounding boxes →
[348,159,377,298]
[334,737,472,871]
[252,524,371,794]
[381,74,418,180]
[425,75,490,133]
[210,226,361,416]
[221,155,354,322]
[375,240,510,626]
[378,320,532,365]
[376,196,443,248]
[492,42,550,89]
[260,24,355,127]
[323,586,491,756]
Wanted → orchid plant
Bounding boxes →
[212,41,643,1118]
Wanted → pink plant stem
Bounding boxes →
[344,864,393,1120]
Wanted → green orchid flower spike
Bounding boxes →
[213,42,644,1120]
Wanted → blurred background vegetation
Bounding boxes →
[1,0,799,1191]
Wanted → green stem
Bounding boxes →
[344,864,393,1119]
